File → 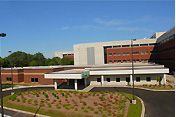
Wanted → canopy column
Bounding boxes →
[163,74,166,84]
[84,78,87,87]
[67,79,69,85]
[75,79,78,91]
[101,75,104,86]
[54,79,57,90]
[130,74,133,86]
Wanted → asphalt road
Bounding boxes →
[90,87,175,117]
[1,87,54,117]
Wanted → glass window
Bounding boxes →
[145,51,149,54]
[123,60,127,62]
[126,77,130,82]
[136,77,140,82]
[108,53,112,55]
[113,45,121,48]
[122,45,130,47]
[114,60,117,62]
[127,59,130,62]
[116,78,120,82]
[35,78,38,82]
[106,78,110,82]
[146,77,151,82]
[132,44,139,47]
[118,60,121,62]
[109,60,112,63]
[145,59,148,61]
[141,51,145,54]
[114,53,121,55]
[6,77,9,81]
[140,44,148,46]
[31,78,34,82]
[97,78,101,82]
[136,59,139,61]
[141,59,145,61]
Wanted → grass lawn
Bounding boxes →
[3,90,142,117]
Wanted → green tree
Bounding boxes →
[59,57,74,65]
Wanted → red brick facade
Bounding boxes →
[63,54,74,59]
[107,46,154,63]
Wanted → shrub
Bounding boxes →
[84,109,88,113]
[47,103,51,107]
[94,111,98,114]
[83,102,87,106]
[27,100,31,104]
[17,99,20,102]
[22,99,26,103]
[62,93,65,97]
[35,93,39,97]
[102,114,107,117]
[65,95,68,98]
[65,106,69,110]
[159,84,161,87]
[81,107,85,109]
[70,106,74,109]
[56,104,61,109]
[90,107,94,111]
[40,102,45,107]
[75,108,78,111]
[149,84,152,87]
[56,96,59,99]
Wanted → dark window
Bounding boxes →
[6,77,9,81]
[136,59,139,62]
[141,59,145,61]
[31,78,34,82]
[97,78,101,82]
[122,45,130,47]
[132,44,139,47]
[109,60,112,63]
[35,78,38,82]
[9,78,12,81]
[146,77,151,82]
[141,51,145,54]
[113,45,121,48]
[6,77,12,81]
[108,53,112,55]
[114,60,117,62]
[114,53,121,56]
[145,59,148,61]
[126,77,130,82]
[145,51,149,54]
[127,59,130,62]
[106,78,110,82]
[118,60,121,62]
[116,78,120,82]
[149,43,156,46]
[140,44,148,46]
[136,77,140,82]
[123,60,127,62]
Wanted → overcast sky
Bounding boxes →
[0,1,174,58]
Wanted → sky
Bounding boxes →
[0,1,175,58]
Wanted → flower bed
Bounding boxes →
[136,84,175,89]
[7,90,131,117]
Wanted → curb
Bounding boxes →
[136,96,145,117]
[3,106,50,117]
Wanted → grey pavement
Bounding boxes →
[90,87,175,117]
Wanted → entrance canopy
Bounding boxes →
[45,69,90,79]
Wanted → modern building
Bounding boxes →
[55,51,74,59]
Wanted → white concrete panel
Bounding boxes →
[45,74,82,79]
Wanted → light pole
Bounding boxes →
[8,51,14,95]
[131,39,136,104]
[0,33,6,117]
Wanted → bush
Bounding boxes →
[40,102,45,107]
[47,103,51,107]
[81,107,85,109]
[56,96,59,99]
[75,108,78,111]
[22,99,26,103]
[27,100,31,104]
[83,102,87,106]
[90,107,94,111]
[84,109,88,113]
[65,95,68,98]
[94,111,98,114]
[149,84,152,87]
[35,93,39,97]
[70,106,74,109]
[17,99,20,102]
[62,93,65,97]
[56,104,61,109]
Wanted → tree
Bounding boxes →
[59,57,74,65]
[156,77,161,85]
[29,60,38,66]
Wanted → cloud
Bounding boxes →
[94,18,128,26]
[61,25,103,30]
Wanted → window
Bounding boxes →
[106,78,110,82]
[133,52,139,54]
[141,59,145,62]
[113,45,121,48]
[140,44,148,46]
[114,53,121,56]
[118,60,121,62]
[145,51,149,54]
[109,60,112,63]
[136,77,140,82]
[141,51,145,54]
[35,78,38,82]
[123,60,127,62]
[145,59,148,61]
[31,78,35,82]
[136,59,139,62]
[116,78,120,82]
[123,52,130,55]
[146,77,151,82]
[108,53,112,55]
[149,43,156,46]
[97,78,101,82]
[126,77,130,82]
[132,44,139,47]
[127,59,130,62]
[114,60,117,62]
[122,45,130,47]
[6,77,11,81]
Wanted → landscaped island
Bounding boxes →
[5,90,142,117]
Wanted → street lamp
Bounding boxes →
[131,39,136,104]
[0,33,6,117]
[8,51,14,95]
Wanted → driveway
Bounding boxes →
[90,87,175,117]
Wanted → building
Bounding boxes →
[55,51,74,59]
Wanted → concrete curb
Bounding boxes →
[136,96,145,117]
[3,106,50,117]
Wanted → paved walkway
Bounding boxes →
[90,87,175,117]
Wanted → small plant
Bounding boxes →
[40,102,45,107]
[56,104,61,109]
[17,99,20,102]
[94,111,98,114]
[65,106,69,110]
[90,107,94,111]
[149,84,152,87]
[27,100,31,104]
[35,93,39,97]
[81,107,85,109]
[83,102,87,106]
[70,106,74,109]
[47,103,51,107]
[56,96,59,99]
[62,93,65,97]
[75,108,78,111]
[65,95,68,98]
[22,99,26,103]
[84,109,88,113]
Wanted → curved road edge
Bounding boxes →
[136,96,145,117]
